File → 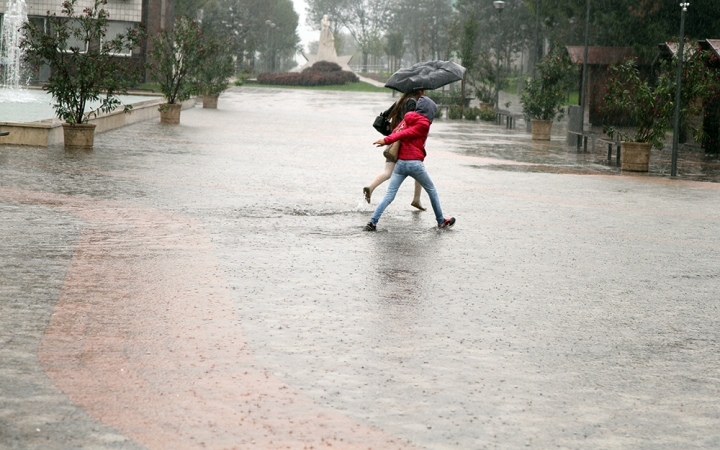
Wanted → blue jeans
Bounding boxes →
[371,159,445,225]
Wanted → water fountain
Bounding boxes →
[0,0,166,146]
[1,0,28,89]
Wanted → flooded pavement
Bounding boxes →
[1,87,720,449]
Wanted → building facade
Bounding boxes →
[0,0,174,82]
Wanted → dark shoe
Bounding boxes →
[364,221,377,231]
[438,217,456,229]
[363,187,371,204]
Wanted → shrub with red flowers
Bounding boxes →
[257,61,358,86]
[602,42,720,149]
[20,0,144,124]
[601,57,675,148]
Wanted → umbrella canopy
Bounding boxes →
[384,60,466,93]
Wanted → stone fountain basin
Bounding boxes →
[0,89,195,146]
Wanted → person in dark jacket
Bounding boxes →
[363,90,426,211]
[364,95,455,231]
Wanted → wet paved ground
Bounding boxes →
[1,87,720,449]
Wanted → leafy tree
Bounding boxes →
[201,0,300,73]
[263,0,302,72]
[525,0,720,56]
[202,0,252,70]
[193,33,236,96]
[520,48,576,120]
[176,0,214,20]
[458,12,478,106]
[384,31,404,73]
[148,16,205,104]
[342,0,392,71]
[391,0,453,63]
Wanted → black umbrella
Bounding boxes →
[384,60,466,93]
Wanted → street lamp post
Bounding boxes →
[518,24,527,94]
[494,1,505,109]
[671,2,689,177]
[580,0,590,128]
[532,0,540,79]
[265,20,276,72]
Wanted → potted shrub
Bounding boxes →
[20,0,143,149]
[148,16,204,124]
[475,85,494,109]
[602,58,676,171]
[193,33,235,109]
[520,50,575,140]
[603,47,719,171]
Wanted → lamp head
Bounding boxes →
[493,1,506,10]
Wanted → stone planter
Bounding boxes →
[621,141,652,172]
[62,123,96,149]
[531,119,553,140]
[159,103,182,124]
[202,94,219,109]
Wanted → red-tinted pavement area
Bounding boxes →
[2,187,411,449]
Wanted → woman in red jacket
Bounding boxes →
[363,90,426,211]
[364,95,455,231]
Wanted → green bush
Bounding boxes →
[448,105,463,120]
[464,106,480,121]
[479,105,495,121]
[520,48,576,121]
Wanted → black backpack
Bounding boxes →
[372,102,396,136]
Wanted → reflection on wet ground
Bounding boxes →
[1,87,720,449]
[433,119,720,182]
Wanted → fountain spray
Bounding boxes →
[1,0,29,89]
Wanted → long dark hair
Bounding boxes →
[388,92,416,129]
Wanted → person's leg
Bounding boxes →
[369,161,409,225]
[363,161,395,203]
[406,161,445,225]
[411,180,426,211]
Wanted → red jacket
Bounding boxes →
[383,111,430,161]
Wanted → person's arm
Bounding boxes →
[376,114,429,146]
[403,98,417,116]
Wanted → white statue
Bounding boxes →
[292,14,353,72]
[316,15,338,63]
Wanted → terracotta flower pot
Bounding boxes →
[62,123,96,149]
[159,103,182,124]
[531,119,552,140]
[621,141,652,172]
[202,94,219,109]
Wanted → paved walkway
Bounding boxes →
[1,87,720,449]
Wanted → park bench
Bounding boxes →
[567,130,621,167]
[495,109,521,129]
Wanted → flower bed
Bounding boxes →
[258,62,359,86]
